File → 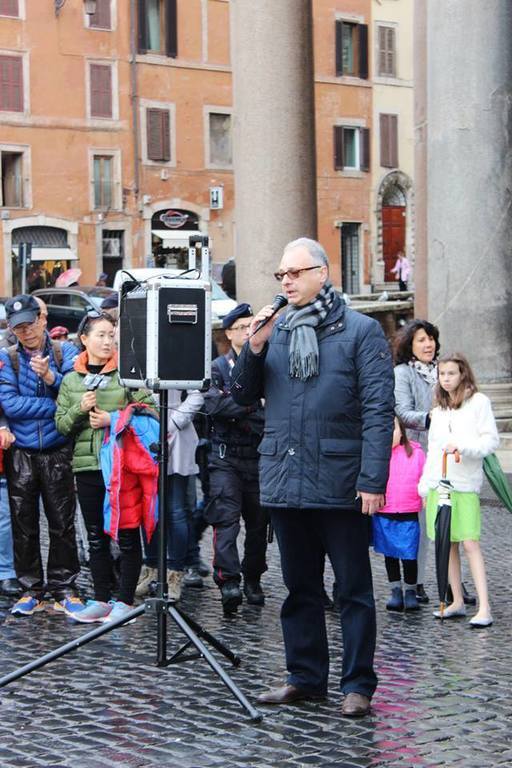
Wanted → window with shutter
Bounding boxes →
[0,55,23,112]
[147,108,171,161]
[138,0,177,57]
[335,21,368,78]
[0,0,18,18]
[380,114,398,168]
[378,26,396,77]
[1,151,23,207]
[89,0,111,30]
[333,126,344,170]
[359,128,370,172]
[90,63,112,118]
[93,155,113,209]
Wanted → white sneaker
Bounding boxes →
[167,570,184,602]
[135,565,158,597]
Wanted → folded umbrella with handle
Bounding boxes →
[483,452,512,513]
[435,449,461,619]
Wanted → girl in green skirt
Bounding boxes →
[418,353,499,627]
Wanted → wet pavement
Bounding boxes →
[0,488,510,768]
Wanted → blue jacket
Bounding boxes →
[0,335,77,450]
[231,295,395,510]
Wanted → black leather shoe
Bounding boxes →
[221,580,243,614]
[416,584,429,604]
[341,692,371,717]
[0,578,24,597]
[257,683,326,705]
[243,580,265,606]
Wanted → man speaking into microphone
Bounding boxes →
[231,237,394,717]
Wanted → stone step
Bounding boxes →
[498,432,512,450]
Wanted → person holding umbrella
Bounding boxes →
[418,353,499,627]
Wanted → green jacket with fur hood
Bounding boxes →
[55,350,155,473]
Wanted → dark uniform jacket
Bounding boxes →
[204,348,264,458]
[231,295,395,509]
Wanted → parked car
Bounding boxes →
[113,268,237,321]
[32,287,115,333]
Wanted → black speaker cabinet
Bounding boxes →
[118,279,211,390]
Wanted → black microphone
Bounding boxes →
[250,294,288,337]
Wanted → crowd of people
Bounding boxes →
[0,237,500,718]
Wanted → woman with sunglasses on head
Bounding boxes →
[55,313,155,623]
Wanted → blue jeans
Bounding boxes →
[0,478,16,580]
[144,474,189,571]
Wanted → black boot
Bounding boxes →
[221,580,243,614]
[416,584,429,604]
[243,579,265,606]
[0,578,24,597]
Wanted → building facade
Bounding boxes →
[0,0,413,296]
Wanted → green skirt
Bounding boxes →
[426,489,481,542]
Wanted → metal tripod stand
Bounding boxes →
[0,390,262,722]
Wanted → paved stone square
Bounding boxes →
[0,489,510,768]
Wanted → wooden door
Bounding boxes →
[382,205,405,281]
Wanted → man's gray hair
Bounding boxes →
[283,237,329,268]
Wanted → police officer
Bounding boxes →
[204,303,268,615]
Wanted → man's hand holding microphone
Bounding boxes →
[248,294,288,354]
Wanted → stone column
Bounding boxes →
[413,0,428,317]
[427,0,512,381]
[230,0,317,310]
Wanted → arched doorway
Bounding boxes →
[375,171,414,286]
[11,225,76,294]
[382,186,406,282]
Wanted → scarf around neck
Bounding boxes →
[409,359,437,387]
[286,282,337,381]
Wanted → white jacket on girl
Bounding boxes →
[418,392,499,496]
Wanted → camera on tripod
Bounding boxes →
[118,235,212,391]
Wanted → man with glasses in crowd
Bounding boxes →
[231,238,395,717]
[204,303,268,615]
[0,294,82,616]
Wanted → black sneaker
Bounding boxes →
[416,584,429,604]
[221,580,243,614]
[243,580,265,606]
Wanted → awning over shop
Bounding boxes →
[152,229,203,249]
[12,246,77,262]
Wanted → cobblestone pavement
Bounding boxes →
[0,490,510,767]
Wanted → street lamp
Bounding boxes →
[54,0,97,16]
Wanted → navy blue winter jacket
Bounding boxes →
[0,335,77,451]
[231,295,395,510]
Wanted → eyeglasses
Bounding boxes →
[273,266,322,282]
[229,322,252,332]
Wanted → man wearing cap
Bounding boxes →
[0,295,82,617]
[204,303,268,614]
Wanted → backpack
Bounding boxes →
[6,340,64,377]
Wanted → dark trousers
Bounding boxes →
[398,279,408,292]
[5,444,79,600]
[270,507,378,698]
[385,556,417,585]
[76,472,142,605]
[207,457,268,585]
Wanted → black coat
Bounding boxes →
[231,296,395,509]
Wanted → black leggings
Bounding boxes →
[76,472,142,604]
[385,557,417,586]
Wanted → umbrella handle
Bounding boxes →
[442,450,461,479]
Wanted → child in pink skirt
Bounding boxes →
[373,418,426,611]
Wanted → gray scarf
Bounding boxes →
[287,283,337,380]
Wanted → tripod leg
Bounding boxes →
[175,607,240,666]
[0,604,146,689]
[168,606,262,722]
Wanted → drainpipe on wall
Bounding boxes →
[130,0,140,201]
